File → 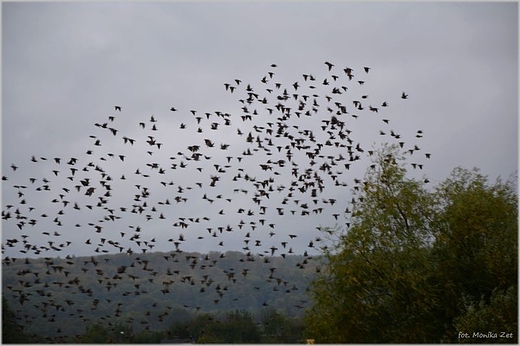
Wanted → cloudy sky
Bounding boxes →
[2,2,518,259]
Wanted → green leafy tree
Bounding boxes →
[189,310,261,343]
[432,167,518,342]
[305,145,518,343]
[217,310,261,343]
[260,308,303,343]
[132,329,165,343]
[454,287,517,343]
[167,313,217,343]
[76,322,110,343]
[305,146,440,342]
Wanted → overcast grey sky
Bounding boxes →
[2,2,518,258]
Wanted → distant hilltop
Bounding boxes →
[3,249,320,338]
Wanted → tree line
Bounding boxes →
[3,300,305,343]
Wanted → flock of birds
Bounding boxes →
[2,61,430,338]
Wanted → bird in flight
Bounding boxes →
[325,61,334,71]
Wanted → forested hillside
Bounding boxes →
[2,250,318,339]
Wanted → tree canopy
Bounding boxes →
[305,145,517,343]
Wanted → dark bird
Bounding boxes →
[324,61,334,71]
